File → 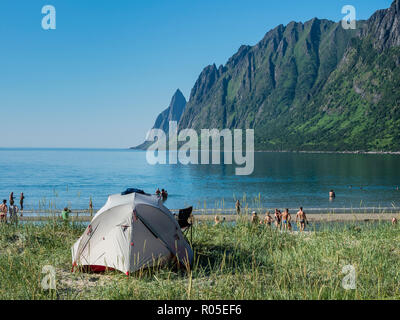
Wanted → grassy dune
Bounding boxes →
[0,219,399,300]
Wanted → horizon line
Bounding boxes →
[0,147,133,150]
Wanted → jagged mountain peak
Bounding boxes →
[176,1,400,151]
[135,1,400,151]
[154,89,187,131]
[189,63,221,103]
[131,90,187,149]
[172,88,185,100]
[169,89,186,116]
[364,0,400,50]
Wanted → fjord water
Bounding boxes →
[0,148,399,214]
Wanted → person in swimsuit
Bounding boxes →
[274,209,281,228]
[235,200,241,215]
[0,200,8,223]
[281,209,291,231]
[263,212,273,226]
[20,192,25,213]
[296,207,308,232]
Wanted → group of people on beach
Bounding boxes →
[215,206,309,232]
[250,207,309,232]
[232,200,309,232]
[0,192,24,225]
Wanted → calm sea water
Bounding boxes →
[0,148,400,215]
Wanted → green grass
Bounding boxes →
[0,220,399,300]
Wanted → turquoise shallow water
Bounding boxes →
[0,148,400,214]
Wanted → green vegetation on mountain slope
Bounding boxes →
[176,1,400,151]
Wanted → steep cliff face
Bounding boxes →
[177,0,400,151]
[363,0,400,51]
[132,89,186,149]
[179,18,361,141]
[290,0,400,150]
[153,89,187,134]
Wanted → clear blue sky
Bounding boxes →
[0,0,393,148]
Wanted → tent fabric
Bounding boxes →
[72,192,193,274]
[121,188,146,196]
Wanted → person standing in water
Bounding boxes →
[329,190,336,199]
[281,209,291,231]
[19,193,25,214]
[274,209,282,228]
[89,197,93,216]
[235,200,241,215]
[296,207,309,232]
[161,189,168,201]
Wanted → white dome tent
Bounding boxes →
[71,189,193,275]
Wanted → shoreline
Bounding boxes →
[254,150,400,155]
[17,212,400,223]
[129,147,400,155]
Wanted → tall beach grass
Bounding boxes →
[0,219,399,300]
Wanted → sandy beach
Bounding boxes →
[18,212,400,223]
